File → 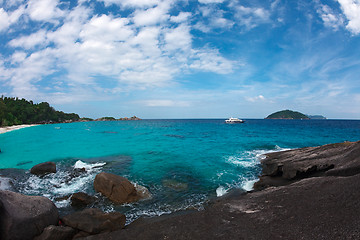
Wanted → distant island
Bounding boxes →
[0,96,140,127]
[266,110,326,120]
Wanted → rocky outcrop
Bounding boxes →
[254,141,360,190]
[94,172,150,204]
[0,190,59,240]
[34,225,76,240]
[60,208,126,235]
[30,162,56,176]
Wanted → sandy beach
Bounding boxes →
[0,124,38,134]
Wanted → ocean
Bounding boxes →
[1,119,360,223]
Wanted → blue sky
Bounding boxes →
[0,0,360,119]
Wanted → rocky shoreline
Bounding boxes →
[1,141,360,239]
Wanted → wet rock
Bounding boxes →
[30,161,56,176]
[0,190,59,240]
[34,225,76,240]
[61,208,126,234]
[254,141,360,190]
[71,192,96,208]
[94,172,149,204]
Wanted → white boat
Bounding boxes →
[225,117,245,124]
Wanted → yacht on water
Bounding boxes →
[225,117,245,124]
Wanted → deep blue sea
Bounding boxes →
[1,119,360,223]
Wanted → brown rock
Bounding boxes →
[94,172,142,204]
[0,190,59,240]
[71,192,96,208]
[34,225,76,240]
[30,162,56,176]
[61,208,126,234]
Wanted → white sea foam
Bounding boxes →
[74,160,106,171]
[216,186,228,197]
[241,179,257,191]
[20,160,106,208]
[224,146,292,192]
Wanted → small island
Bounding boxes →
[266,110,310,119]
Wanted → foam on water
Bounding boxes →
[19,160,106,208]
[216,186,228,197]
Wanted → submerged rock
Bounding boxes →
[162,179,188,191]
[60,208,126,234]
[30,161,56,176]
[94,172,150,204]
[0,190,59,240]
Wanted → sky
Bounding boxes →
[0,0,360,119]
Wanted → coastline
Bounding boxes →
[82,141,360,240]
[0,124,39,134]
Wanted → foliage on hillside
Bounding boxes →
[0,96,80,127]
[266,110,310,119]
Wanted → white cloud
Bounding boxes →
[190,48,238,74]
[27,0,64,22]
[233,5,271,29]
[198,0,224,4]
[337,0,360,35]
[246,95,266,102]
[170,12,191,23]
[164,24,192,52]
[98,0,160,8]
[9,30,47,49]
[0,5,24,32]
[317,4,344,30]
[132,1,171,26]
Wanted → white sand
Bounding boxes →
[0,124,39,134]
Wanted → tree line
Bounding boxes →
[0,96,80,127]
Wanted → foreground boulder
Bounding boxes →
[30,162,56,176]
[34,225,76,240]
[0,190,59,240]
[94,172,150,204]
[61,208,126,235]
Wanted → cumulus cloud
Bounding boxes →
[0,5,24,32]
[26,0,64,22]
[1,0,239,102]
[198,0,224,4]
[317,4,344,30]
[337,0,360,35]
[233,5,271,30]
[246,95,266,102]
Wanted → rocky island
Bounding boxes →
[1,141,360,239]
[265,110,310,119]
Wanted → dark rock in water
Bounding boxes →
[71,192,96,208]
[60,208,126,234]
[0,190,59,240]
[94,172,150,204]
[254,141,360,190]
[30,161,56,176]
[34,225,76,240]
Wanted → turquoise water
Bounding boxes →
[1,119,360,222]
